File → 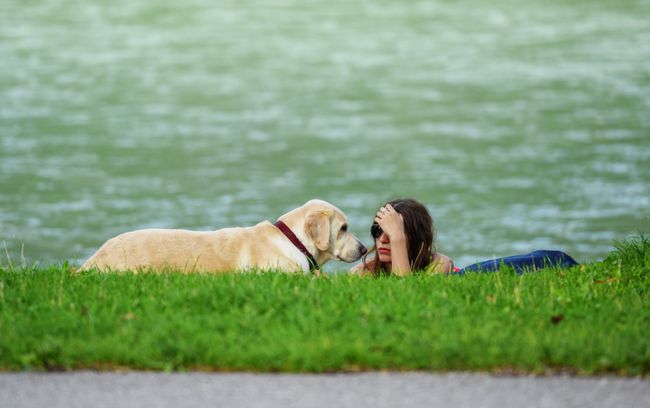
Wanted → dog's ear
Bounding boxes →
[305,210,331,251]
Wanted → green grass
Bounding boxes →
[1,237,649,375]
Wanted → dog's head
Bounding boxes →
[280,199,367,265]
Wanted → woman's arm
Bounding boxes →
[385,235,410,276]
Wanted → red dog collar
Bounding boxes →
[274,220,320,273]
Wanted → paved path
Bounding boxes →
[1,372,648,408]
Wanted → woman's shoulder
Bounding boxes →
[429,252,455,273]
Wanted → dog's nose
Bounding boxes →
[359,243,368,255]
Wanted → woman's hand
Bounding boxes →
[374,204,406,243]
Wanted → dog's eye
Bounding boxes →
[340,225,348,232]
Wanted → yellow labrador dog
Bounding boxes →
[79,199,367,273]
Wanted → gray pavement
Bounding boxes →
[1,372,648,408]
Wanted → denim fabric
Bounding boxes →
[458,250,579,275]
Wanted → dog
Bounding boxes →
[79,199,367,273]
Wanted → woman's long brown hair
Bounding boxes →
[363,198,436,276]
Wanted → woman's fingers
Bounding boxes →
[376,205,396,218]
[374,205,404,239]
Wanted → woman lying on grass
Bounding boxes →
[351,197,579,276]
[350,198,455,276]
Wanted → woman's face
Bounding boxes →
[375,231,393,263]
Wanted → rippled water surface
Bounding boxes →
[1,0,649,269]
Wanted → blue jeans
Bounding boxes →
[458,250,579,274]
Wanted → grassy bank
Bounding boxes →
[1,237,648,375]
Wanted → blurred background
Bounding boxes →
[1,0,649,270]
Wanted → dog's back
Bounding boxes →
[79,222,302,273]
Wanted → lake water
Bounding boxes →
[1,0,649,270]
